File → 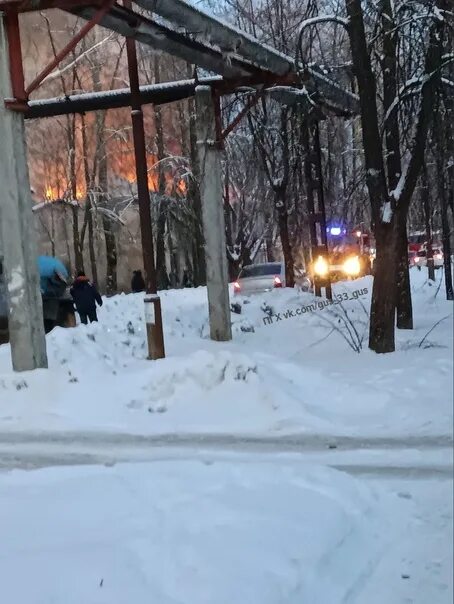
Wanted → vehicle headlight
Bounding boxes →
[343,256,361,276]
[314,256,329,277]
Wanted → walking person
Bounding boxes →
[70,271,103,325]
[169,270,179,289]
[182,268,193,288]
[131,269,146,293]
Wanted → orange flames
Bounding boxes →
[36,144,186,202]
[114,152,187,196]
[44,183,85,201]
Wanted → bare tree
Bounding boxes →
[343,0,447,352]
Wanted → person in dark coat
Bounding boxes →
[131,270,146,293]
[169,270,179,289]
[70,271,103,325]
[182,268,193,288]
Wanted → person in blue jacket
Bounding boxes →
[38,256,69,297]
[70,271,103,324]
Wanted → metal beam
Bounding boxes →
[24,76,222,118]
[70,2,357,114]
[69,3,263,79]
[25,0,115,97]
[138,0,359,115]
[136,0,291,75]
[0,0,359,114]
[23,74,309,120]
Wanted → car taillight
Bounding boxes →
[233,281,241,291]
[274,276,282,288]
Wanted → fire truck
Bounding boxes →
[311,225,375,282]
[408,230,444,269]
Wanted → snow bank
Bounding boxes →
[0,459,386,604]
[0,270,452,439]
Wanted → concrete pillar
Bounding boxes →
[195,86,232,341]
[0,18,48,371]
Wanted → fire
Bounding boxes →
[119,165,159,192]
[113,152,187,196]
[45,186,56,201]
[176,179,187,194]
[44,183,85,201]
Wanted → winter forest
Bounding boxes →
[19,0,454,356]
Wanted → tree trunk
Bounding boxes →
[276,189,294,287]
[396,214,413,329]
[69,114,84,273]
[166,214,179,285]
[155,199,167,290]
[102,215,117,295]
[369,222,398,352]
[62,207,72,275]
[97,112,116,295]
[86,198,98,286]
[153,57,168,291]
[265,238,275,262]
[187,64,206,286]
[379,0,413,328]
[422,165,435,281]
[435,113,454,300]
[188,119,206,286]
[440,189,453,301]
[71,205,84,273]
[80,114,98,286]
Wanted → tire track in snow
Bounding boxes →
[0,431,452,474]
[0,430,451,449]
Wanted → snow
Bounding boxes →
[381,200,393,222]
[7,267,24,306]
[0,459,391,604]
[0,269,452,603]
[0,270,452,439]
[367,168,380,177]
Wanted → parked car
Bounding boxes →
[413,248,444,269]
[233,262,311,296]
[408,250,419,267]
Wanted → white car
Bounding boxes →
[233,262,311,296]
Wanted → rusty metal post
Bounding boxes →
[124,0,165,359]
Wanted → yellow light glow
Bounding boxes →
[343,256,361,276]
[314,256,329,277]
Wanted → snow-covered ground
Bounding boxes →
[0,268,452,603]
[0,269,451,439]
[1,457,452,604]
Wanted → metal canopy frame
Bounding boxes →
[0,0,355,370]
[0,0,358,118]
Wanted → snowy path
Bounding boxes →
[1,442,451,603]
[0,429,451,474]
[1,432,451,603]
